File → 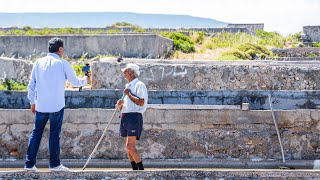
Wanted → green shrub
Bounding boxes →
[0,83,5,90]
[312,42,320,47]
[23,26,32,31]
[106,29,121,33]
[307,53,318,57]
[72,64,85,76]
[161,32,195,53]
[215,54,241,60]
[255,30,286,48]
[259,53,267,59]
[206,32,259,49]
[285,32,301,45]
[236,43,272,59]
[0,79,27,90]
[111,22,135,28]
[133,28,146,33]
[210,32,234,48]
[245,49,256,58]
[220,49,251,60]
[195,31,205,44]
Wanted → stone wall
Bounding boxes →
[0,57,32,84]
[1,27,251,35]
[3,58,320,91]
[146,28,252,34]
[272,47,320,57]
[0,27,137,32]
[92,59,320,90]
[303,26,320,42]
[0,35,173,59]
[2,90,320,110]
[1,108,319,160]
[227,23,264,32]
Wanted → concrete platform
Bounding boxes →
[1,159,320,169]
[0,168,320,179]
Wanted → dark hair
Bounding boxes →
[48,38,64,53]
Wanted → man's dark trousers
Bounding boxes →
[25,108,64,168]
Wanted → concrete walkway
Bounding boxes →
[1,159,320,169]
[0,168,320,179]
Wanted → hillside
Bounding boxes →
[0,12,227,28]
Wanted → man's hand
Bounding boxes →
[31,104,36,114]
[117,99,124,110]
[86,75,91,84]
[123,88,130,95]
[117,99,124,106]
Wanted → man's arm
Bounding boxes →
[63,61,88,87]
[27,63,36,114]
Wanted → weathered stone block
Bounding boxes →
[0,35,173,59]
[92,59,320,90]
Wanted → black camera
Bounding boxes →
[79,63,91,92]
[82,63,91,76]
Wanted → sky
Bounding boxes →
[0,0,319,35]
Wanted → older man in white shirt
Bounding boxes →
[117,63,148,170]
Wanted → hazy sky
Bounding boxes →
[0,0,319,35]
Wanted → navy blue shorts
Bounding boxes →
[120,113,143,140]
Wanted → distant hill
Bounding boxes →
[0,12,227,28]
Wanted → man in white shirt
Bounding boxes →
[24,37,90,172]
[117,63,148,170]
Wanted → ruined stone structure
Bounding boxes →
[227,23,264,32]
[272,47,320,57]
[303,26,320,42]
[0,57,32,84]
[0,35,173,59]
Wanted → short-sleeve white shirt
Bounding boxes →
[122,78,148,114]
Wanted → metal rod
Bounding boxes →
[268,94,285,163]
[82,106,119,170]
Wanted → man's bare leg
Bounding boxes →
[125,137,138,170]
[126,136,144,170]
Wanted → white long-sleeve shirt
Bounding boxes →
[28,53,87,113]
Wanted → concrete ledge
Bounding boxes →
[148,104,241,110]
[2,90,320,110]
[1,159,320,169]
[0,167,320,180]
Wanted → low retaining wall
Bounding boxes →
[0,34,173,59]
[272,47,320,57]
[92,59,320,90]
[0,108,319,160]
[1,90,320,110]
